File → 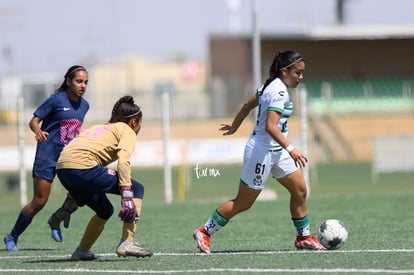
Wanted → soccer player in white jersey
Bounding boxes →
[193,50,325,253]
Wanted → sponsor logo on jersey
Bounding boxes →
[63,107,71,111]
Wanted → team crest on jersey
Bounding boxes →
[253,175,263,186]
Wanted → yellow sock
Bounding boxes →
[134,198,142,217]
[79,215,107,251]
[121,198,142,241]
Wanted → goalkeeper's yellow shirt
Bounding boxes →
[57,122,137,187]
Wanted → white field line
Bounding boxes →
[1,248,414,259]
[1,268,414,274]
[1,249,414,273]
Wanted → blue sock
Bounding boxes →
[11,212,32,239]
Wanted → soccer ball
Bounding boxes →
[317,219,348,250]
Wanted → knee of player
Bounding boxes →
[32,197,48,211]
[131,179,144,199]
[298,186,308,199]
[292,189,307,202]
[97,205,114,220]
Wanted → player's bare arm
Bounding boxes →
[29,116,49,142]
[220,95,258,136]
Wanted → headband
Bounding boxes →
[122,110,142,118]
[283,57,303,69]
[66,66,86,77]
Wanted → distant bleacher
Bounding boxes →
[305,78,414,115]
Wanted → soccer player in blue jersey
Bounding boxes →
[3,65,89,251]
[193,51,325,253]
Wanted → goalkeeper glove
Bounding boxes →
[49,195,78,229]
[118,186,136,223]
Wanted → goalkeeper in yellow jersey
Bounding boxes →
[55,95,152,261]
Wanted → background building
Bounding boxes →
[209,26,414,115]
[0,56,209,123]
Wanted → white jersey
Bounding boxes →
[252,78,293,151]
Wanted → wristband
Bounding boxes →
[286,144,295,153]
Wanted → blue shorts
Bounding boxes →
[32,164,56,182]
[32,142,62,181]
[57,166,144,219]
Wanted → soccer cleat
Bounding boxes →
[71,247,104,261]
[193,226,211,254]
[116,240,153,258]
[48,215,63,242]
[4,234,18,251]
[295,235,326,250]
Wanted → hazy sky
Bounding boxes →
[0,0,412,77]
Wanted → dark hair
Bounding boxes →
[261,50,303,92]
[55,65,88,93]
[109,95,142,123]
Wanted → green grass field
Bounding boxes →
[0,162,413,274]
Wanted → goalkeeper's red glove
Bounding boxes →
[118,186,136,223]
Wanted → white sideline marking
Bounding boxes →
[1,249,413,273]
[1,248,414,259]
[1,268,414,274]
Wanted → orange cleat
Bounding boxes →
[193,226,211,254]
[295,235,326,250]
